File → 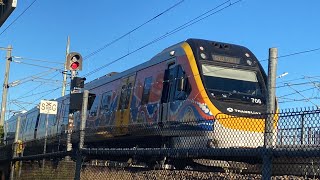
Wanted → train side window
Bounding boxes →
[124,82,132,109]
[89,95,100,117]
[56,103,63,126]
[101,91,112,111]
[175,65,191,100]
[141,77,153,105]
[118,85,127,110]
[63,100,69,124]
[29,117,34,131]
[20,116,26,131]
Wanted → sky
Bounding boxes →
[0,0,319,119]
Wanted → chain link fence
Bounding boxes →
[2,108,320,179]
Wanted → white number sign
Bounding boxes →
[40,100,58,115]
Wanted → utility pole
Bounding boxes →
[0,45,12,129]
[265,47,278,148]
[61,36,70,96]
[262,47,278,180]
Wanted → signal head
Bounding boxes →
[66,52,82,71]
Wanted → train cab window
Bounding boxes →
[141,77,153,105]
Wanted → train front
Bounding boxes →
[184,39,275,148]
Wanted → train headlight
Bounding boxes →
[200,53,207,60]
[246,59,253,66]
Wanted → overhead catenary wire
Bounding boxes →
[285,84,319,108]
[12,60,63,71]
[13,71,61,102]
[29,79,63,85]
[84,0,241,77]
[83,0,185,60]
[11,86,62,112]
[29,87,61,107]
[12,56,64,65]
[259,47,320,63]
[6,70,61,112]
[0,0,38,36]
[13,88,62,100]
[304,76,320,92]
[279,97,320,104]
[10,100,39,105]
[277,87,317,98]
[9,69,59,87]
[276,81,320,89]
[276,75,320,85]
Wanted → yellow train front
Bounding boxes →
[83,38,276,149]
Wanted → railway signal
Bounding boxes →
[66,52,82,71]
[71,77,86,90]
[69,92,96,113]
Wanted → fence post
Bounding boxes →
[10,116,20,179]
[300,113,305,145]
[262,47,278,179]
[74,90,89,180]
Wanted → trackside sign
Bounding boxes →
[40,100,58,115]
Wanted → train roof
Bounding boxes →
[84,40,186,90]
[84,38,254,90]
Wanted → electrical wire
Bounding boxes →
[276,75,320,85]
[259,47,320,63]
[14,71,61,100]
[279,97,320,104]
[84,0,241,77]
[286,84,319,107]
[304,76,320,92]
[276,81,320,89]
[14,88,61,100]
[29,87,61,107]
[84,0,185,60]
[12,56,64,65]
[12,60,63,71]
[0,0,38,36]
[277,87,317,98]
[9,69,59,87]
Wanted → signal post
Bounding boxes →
[65,52,83,159]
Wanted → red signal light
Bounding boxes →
[70,62,79,70]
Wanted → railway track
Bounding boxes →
[81,157,320,179]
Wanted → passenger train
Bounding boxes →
[3,39,278,154]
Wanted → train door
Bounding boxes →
[115,74,136,135]
[160,63,178,123]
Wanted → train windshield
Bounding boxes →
[202,64,265,104]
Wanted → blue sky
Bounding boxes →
[0,0,320,118]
